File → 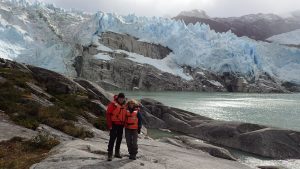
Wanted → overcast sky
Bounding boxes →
[28,0,300,17]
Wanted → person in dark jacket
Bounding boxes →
[124,99,142,160]
[106,93,127,161]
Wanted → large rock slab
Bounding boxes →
[174,136,237,161]
[28,66,86,95]
[31,134,252,169]
[0,114,37,141]
[74,78,113,105]
[140,98,300,159]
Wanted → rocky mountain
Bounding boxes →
[174,10,300,40]
[178,9,209,19]
[1,0,300,93]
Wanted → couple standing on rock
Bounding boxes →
[106,93,142,161]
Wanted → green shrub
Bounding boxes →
[29,134,60,150]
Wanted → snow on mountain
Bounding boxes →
[178,9,209,19]
[267,29,300,45]
[0,0,300,84]
[236,13,282,22]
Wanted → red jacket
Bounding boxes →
[106,95,125,129]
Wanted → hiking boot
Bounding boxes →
[107,152,113,161]
[129,154,136,160]
[114,151,122,158]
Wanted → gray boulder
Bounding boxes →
[175,136,237,161]
[141,98,300,159]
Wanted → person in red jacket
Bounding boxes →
[106,93,127,161]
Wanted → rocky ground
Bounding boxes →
[30,128,252,169]
[0,111,251,169]
[1,59,299,169]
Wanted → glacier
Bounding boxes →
[84,12,300,83]
[0,0,300,83]
[0,0,89,76]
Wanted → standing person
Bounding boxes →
[106,93,127,161]
[124,99,142,160]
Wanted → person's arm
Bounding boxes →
[106,103,114,130]
[137,111,142,134]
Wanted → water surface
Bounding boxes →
[118,91,300,131]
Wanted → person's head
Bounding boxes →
[127,99,139,109]
[116,93,125,104]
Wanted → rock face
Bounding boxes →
[140,98,300,159]
[282,82,300,92]
[220,72,288,93]
[28,65,86,95]
[100,31,172,59]
[74,33,291,93]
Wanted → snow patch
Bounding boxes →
[94,53,113,61]
[116,50,193,80]
[267,29,300,45]
[97,43,113,52]
[207,80,223,87]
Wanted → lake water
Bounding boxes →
[119,91,300,131]
[113,91,300,169]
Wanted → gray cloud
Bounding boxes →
[28,0,300,17]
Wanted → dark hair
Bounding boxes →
[117,93,125,98]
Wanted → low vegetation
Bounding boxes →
[0,66,107,139]
[0,135,59,169]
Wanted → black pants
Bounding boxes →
[125,128,138,156]
[108,124,124,153]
